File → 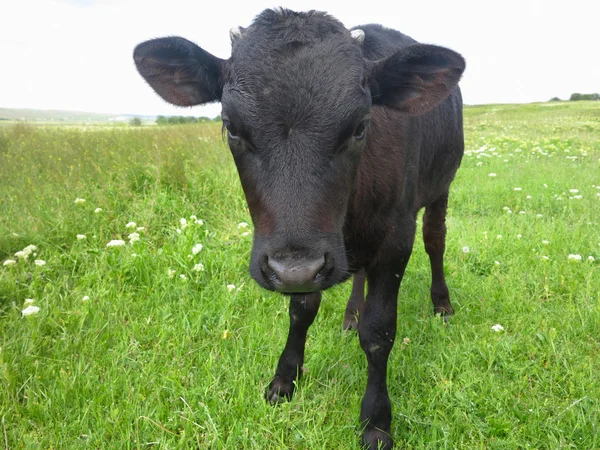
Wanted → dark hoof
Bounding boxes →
[343,315,359,332]
[433,304,454,320]
[265,376,295,405]
[362,428,393,449]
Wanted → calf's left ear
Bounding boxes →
[370,44,465,115]
[134,37,225,106]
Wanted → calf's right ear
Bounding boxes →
[133,37,225,106]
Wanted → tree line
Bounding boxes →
[550,93,600,102]
[155,115,221,125]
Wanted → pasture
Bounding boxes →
[1,101,599,449]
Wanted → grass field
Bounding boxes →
[1,101,599,449]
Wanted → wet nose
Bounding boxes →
[267,255,326,292]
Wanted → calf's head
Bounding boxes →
[134,9,464,294]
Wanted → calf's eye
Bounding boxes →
[353,121,367,140]
[223,120,239,140]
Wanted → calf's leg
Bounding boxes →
[343,268,366,331]
[423,192,454,316]
[359,249,412,450]
[266,291,321,404]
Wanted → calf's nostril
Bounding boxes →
[267,255,326,288]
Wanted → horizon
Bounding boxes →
[1,97,594,120]
[2,0,598,117]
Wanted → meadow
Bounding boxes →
[1,101,599,449]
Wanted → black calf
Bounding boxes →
[134,8,465,448]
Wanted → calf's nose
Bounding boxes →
[267,255,326,292]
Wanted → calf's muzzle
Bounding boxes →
[263,254,326,293]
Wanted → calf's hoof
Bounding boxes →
[265,376,295,405]
[343,314,359,332]
[362,428,393,449]
[433,302,454,322]
[433,308,454,323]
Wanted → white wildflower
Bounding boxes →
[190,215,197,220]
[497,235,502,239]
[195,219,204,226]
[24,299,35,305]
[514,187,522,191]
[82,295,90,302]
[488,173,497,177]
[180,218,188,229]
[237,222,249,228]
[168,269,176,279]
[570,195,582,200]
[494,261,501,265]
[192,243,203,255]
[462,246,470,254]
[15,245,37,260]
[22,305,40,316]
[227,284,236,292]
[517,234,522,239]
[74,198,86,204]
[568,254,582,262]
[179,274,188,281]
[541,256,549,261]
[106,239,126,247]
[569,189,579,193]
[526,195,532,199]
[519,211,526,215]
[3,259,17,267]
[491,324,504,332]
[34,260,46,267]
[176,228,182,234]
[193,263,205,272]
[241,231,251,237]
[76,234,86,240]
[128,232,140,244]
[542,240,550,245]
[136,227,145,232]
[536,214,543,218]
[94,207,103,213]
[126,222,137,229]
[543,184,548,188]
[587,256,595,262]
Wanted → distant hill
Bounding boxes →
[0,107,156,123]
[464,100,600,120]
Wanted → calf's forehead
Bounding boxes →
[223,40,368,131]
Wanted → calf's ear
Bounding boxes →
[370,44,465,115]
[134,37,224,106]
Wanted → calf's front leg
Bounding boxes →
[266,291,321,404]
[359,258,410,450]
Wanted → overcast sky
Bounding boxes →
[2,0,598,117]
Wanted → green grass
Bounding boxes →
[1,102,599,449]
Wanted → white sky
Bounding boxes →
[2,0,598,117]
